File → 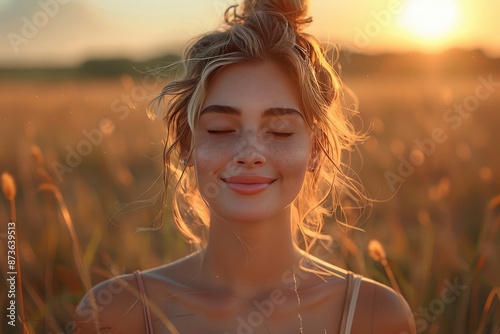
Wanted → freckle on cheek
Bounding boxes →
[196,144,224,166]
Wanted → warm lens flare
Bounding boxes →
[399,0,460,40]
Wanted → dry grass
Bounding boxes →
[0,58,499,333]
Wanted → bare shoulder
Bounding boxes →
[73,255,201,333]
[354,277,416,334]
[74,273,145,334]
[299,256,415,333]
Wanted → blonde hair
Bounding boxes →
[149,0,370,255]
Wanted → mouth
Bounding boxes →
[221,176,276,195]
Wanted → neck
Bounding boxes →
[197,209,304,297]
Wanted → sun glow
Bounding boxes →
[399,0,460,40]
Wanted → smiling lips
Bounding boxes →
[221,176,276,195]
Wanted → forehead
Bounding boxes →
[201,61,301,114]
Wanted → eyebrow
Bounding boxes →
[200,105,304,119]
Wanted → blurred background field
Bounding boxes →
[0,49,499,333]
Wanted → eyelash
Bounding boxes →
[269,132,293,138]
[207,130,293,138]
[207,130,234,135]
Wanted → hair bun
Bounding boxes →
[240,0,312,31]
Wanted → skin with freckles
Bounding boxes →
[75,61,416,334]
[194,60,312,224]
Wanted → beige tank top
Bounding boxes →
[339,272,363,333]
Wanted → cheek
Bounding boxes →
[271,139,311,168]
[194,135,231,165]
[193,143,223,201]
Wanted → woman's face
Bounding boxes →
[193,61,313,223]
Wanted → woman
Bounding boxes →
[76,0,416,332]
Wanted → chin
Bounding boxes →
[211,204,287,224]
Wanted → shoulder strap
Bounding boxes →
[134,270,155,334]
[339,271,362,334]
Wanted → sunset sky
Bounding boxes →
[1,0,499,67]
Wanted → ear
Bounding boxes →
[180,133,195,168]
[307,141,320,173]
[181,152,194,167]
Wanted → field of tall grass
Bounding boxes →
[1,52,499,333]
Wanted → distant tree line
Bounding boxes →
[0,53,180,80]
[1,49,499,81]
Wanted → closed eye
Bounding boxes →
[207,130,235,135]
[268,132,294,138]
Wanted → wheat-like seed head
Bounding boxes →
[31,145,44,166]
[367,239,387,263]
[1,172,16,202]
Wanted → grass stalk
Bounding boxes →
[476,287,500,334]
[367,239,402,295]
[2,172,28,333]
[38,184,91,293]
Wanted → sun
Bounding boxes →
[399,0,460,40]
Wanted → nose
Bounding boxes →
[232,130,267,166]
